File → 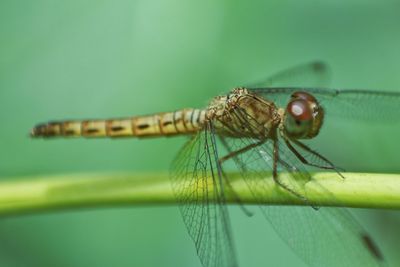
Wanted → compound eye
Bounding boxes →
[287,99,313,121]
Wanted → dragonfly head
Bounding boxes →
[283,91,324,139]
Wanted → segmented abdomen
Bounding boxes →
[31,109,206,138]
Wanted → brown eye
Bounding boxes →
[287,99,312,121]
[284,91,324,139]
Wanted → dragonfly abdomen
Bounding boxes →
[31,109,206,138]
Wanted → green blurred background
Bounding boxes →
[1,1,400,266]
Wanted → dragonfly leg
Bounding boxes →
[272,138,308,202]
[280,132,344,179]
[218,139,265,164]
[218,137,264,217]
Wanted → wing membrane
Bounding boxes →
[170,123,238,267]
[248,61,331,88]
[250,87,400,122]
[217,108,385,267]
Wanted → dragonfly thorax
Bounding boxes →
[206,88,281,138]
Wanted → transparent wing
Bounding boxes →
[248,61,331,88]
[250,87,400,122]
[170,123,238,267]
[277,137,384,267]
[218,109,385,267]
[220,136,385,267]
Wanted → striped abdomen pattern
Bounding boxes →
[31,109,206,138]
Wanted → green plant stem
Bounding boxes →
[0,172,398,217]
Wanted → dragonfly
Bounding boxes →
[30,62,400,267]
